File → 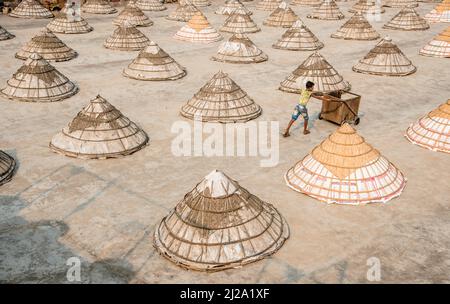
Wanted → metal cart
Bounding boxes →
[318,91,361,125]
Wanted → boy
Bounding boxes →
[283,81,326,137]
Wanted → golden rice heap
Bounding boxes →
[113,1,153,27]
[353,36,417,76]
[215,0,252,15]
[307,0,345,20]
[383,6,429,31]
[166,0,199,22]
[405,99,450,153]
[1,53,78,103]
[212,33,268,64]
[154,169,289,272]
[46,12,94,34]
[331,12,380,40]
[0,26,15,41]
[419,26,450,58]
[349,0,385,14]
[136,0,167,11]
[192,0,211,7]
[104,21,151,51]
[50,95,149,159]
[285,123,406,205]
[279,52,351,94]
[425,0,450,23]
[123,41,187,80]
[273,20,324,51]
[9,0,53,19]
[256,0,282,11]
[174,12,223,43]
[181,71,262,123]
[383,0,418,8]
[291,0,322,7]
[15,28,77,62]
[0,151,16,187]
[82,0,117,14]
[220,8,261,33]
[263,2,299,28]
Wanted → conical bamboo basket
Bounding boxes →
[349,0,385,14]
[82,0,118,14]
[215,0,252,15]
[104,21,151,51]
[285,123,407,205]
[123,41,187,80]
[419,26,450,57]
[383,6,429,31]
[220,8,261,33]
[425,0,450,23]
[256,0,282,11]
[353,36,417,76]
[154,169,290,272]
[16,28,77,62]
[405,100,450,153]
[0,151,16,187]
[279,52,351,94]
[331,12,380,40]
[9,0,54,19]
[273,20,324,51]
[291,0,322,7]
[46,13,94,34]
[0,26,15,41]
[136,0,167,11]
[166,0,199,22]
[174,12,223,43]
[211,33,268,64]
[180,71,262,123]
[50,95,149,159]
[383,0,418,8]
[263,2,299,28]
[113,1,153,27]
[192,0,211,6]
[1,53,78,103]
[307,0,345,20]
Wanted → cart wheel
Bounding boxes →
[355,117,360,125]
[318,113,323,120]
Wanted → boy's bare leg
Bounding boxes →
[283,119,295,137]
[303,120,310,135]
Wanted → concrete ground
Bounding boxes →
[0,1,449,283]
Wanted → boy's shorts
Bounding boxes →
[292,104,309,121]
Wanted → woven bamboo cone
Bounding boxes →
[166,0,199,22]
[425,0,450,23]
[123,41,187,80]
[215,0,252,15]
[46,12,94,34]
[154,169,290,272]
[383,6,429,31]
[263,2,299,28]
[405,100,450,153]
[307,0,345,20]
[273,20,324,51]
[136,0,167,11]
[349,0,385,14]
[291,0,322,7]
[0,26,15,41]
[220,8,261,33]
[1,53,78,103]
[279,51,351,94]
[353,36,417,76]
[331,12,380,40]
[383,0,418,8]
[180,71,262,123]
[82,0,117,14]
[104,21,151,51]
[50,95,148,159]
[256,0,282,11]
[16,28,77,62]
[174,12,223,43]
[113,1,153,27]
[9,0,54,19]
[192,0,211,7]
[211,33,268,64]
[419,26,450,57]
[0,151,16,187]
[285,123,407,205]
